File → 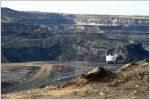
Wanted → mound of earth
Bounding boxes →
[80,66,115,82]
[2,59,149,99]
[107,43,149,63]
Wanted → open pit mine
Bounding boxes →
[1,8,149,99]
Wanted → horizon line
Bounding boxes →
[1,7,149,16]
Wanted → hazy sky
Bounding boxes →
[1,1,149,16]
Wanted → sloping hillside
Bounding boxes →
[1,8,149,63]
[2,59,149,99]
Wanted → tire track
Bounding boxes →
[26,63,53,85]
[2,63,53,93]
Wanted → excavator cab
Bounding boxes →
[106,44,123,64]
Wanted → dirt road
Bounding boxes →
[2,62,53,93]
[2,59,148,99]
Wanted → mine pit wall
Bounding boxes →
[1,8,149,63]
[2,38,148,63]
[1,30,148,63]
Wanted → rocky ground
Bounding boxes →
[1,8,149,63]
[2,59,149,99]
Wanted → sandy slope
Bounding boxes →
[2,61,92,93]
[2,59,149,99]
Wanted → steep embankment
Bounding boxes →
[1,8,149,63]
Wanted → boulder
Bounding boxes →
[80,66,115,81]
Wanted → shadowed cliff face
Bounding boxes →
[2,44,61,62]
[1,8,149,63]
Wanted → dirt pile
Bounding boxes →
[80,66,115,82]
[110,58,149,87]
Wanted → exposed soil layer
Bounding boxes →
[2,59,149,99]
[1,61,105,94]
[2,8,149,63]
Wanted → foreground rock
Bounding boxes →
[80,66,115,82]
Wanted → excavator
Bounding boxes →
[106,44,123,64]
[106,38,136,64]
